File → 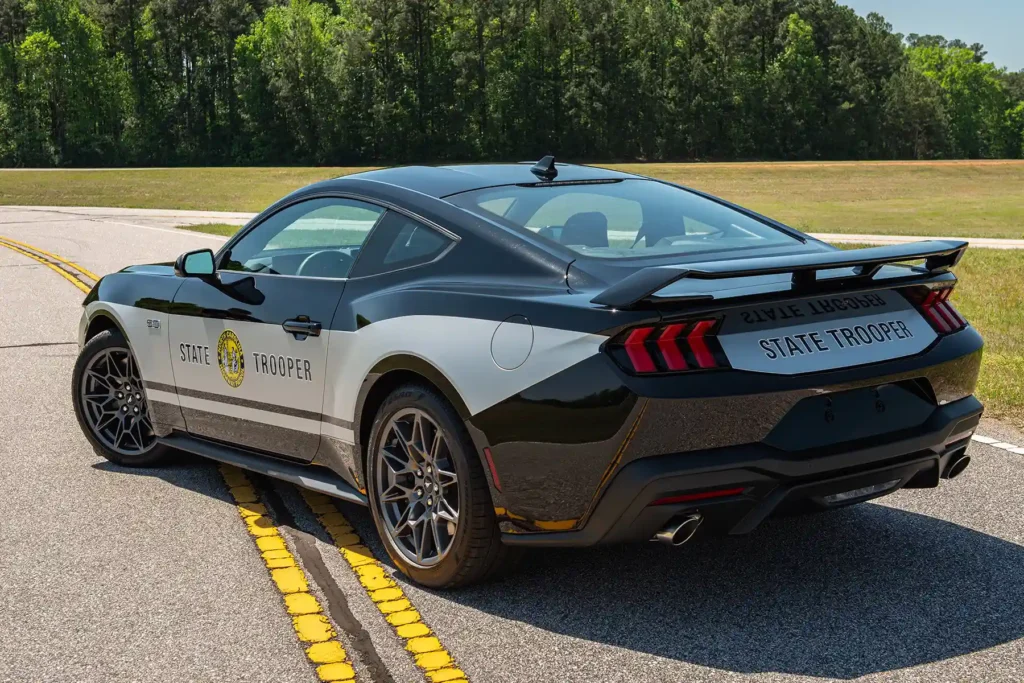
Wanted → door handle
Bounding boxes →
[282,317,322,339]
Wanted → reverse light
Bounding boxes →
[916,287,967,335]
[608,319,729,375]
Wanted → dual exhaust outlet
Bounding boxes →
[942,448,971,480]
[652,513,703,546]
[654,449,969,546]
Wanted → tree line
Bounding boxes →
[1,0,1022,167]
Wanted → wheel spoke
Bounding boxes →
[129,418,145,450]
[112,417,126,449]
[436,498,458,523]
[435,465,457,488]
[416,516,433,562]
[381,446,412,475]
[87,370,115,391]
[428,429,443,464]
[381,483,412,504]
[392,504,413,535]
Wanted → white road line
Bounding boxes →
[89,218,228,241]
[973,433,1023,453]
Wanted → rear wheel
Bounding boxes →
[72,329,172,467]
[366,384,518,588]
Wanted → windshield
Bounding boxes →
[447,179,802,259]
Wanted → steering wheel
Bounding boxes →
[296,249,355,278]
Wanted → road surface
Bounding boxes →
[1,205,1023,682]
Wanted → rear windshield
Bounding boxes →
[447,179,801,259]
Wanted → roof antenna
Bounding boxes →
[530,155,558,181]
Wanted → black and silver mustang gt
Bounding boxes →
[73,158,984,587]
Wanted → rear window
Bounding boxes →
[447,179,801,259]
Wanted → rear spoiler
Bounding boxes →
[591,240,968,309]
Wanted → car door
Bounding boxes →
[168,196,386,460]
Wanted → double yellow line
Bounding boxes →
[4,234,468,683]
[0,235,97,293]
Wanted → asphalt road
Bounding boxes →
[1,205,1023,683]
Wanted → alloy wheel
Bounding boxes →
[375,408,460,567]
[80,347,156,455]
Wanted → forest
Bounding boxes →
[1,0,1023,167]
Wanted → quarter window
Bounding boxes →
[220,198,384,278]
[350,211,453,277]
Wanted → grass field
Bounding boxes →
[839,246,1023,428]
[2,162,1020,425]
[2,160,1024,239]
[186,219,1023,426]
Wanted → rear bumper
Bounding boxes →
[501,394,982,547]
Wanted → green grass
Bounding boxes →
[6,164,1017,424]
[838,245,1023,428]
[184,223,240,236]
[612,160,1024,240]
[184,217,1022,425]
[3,160,1024,238]
[0,167,371,212]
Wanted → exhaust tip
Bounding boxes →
[653,514,703,546]
[943,451,971,480]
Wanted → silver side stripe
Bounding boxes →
[144,381,355,441]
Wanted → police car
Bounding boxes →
[72,159,984,588]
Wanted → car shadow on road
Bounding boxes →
[435,504,1024,679]
[94,456,1024,679]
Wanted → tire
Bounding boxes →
[366,383,520,588]
[72,328,172,467]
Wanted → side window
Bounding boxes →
[351,211,453,278]
[220,197,384,278]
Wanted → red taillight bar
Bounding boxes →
[610,319,728,375]
[623,327,657,373]
[917,286,966,335]
[649,487,747,506]
[657,324,688,371]
[687,319,717,369]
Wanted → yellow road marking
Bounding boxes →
[0,235,99,280]
[18,236,463,681]
[0,238,91,294]
[299,490,469,683]
[219,465,359,682]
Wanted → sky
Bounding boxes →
[842,0,1024,71]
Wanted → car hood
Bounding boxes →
[120,263,176,276]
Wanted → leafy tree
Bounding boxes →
[1,0,1022,166]
[236,0,344,163]
[14,0,127,165]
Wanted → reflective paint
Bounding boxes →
[299,489,469,682]
[217,465,358,682]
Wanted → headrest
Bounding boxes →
[561,212,609,248]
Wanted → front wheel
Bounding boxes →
[71,328,172,467]
[366,384,518,588]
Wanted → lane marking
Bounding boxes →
[298,490,469,683]
[973,433,1024,454]
[0,235,98,279]
[0,238,91,293]
[14,237,365,682]
[89,218,230,241]
[218,464,360,682]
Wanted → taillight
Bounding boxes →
[607,319,729,374]
[914,286,967,335]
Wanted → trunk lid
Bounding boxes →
[594,241,970,376]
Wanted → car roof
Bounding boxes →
[330,162,641,199]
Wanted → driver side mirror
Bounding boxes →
[175,249,216,277]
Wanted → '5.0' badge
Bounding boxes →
[217,329,245,388]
